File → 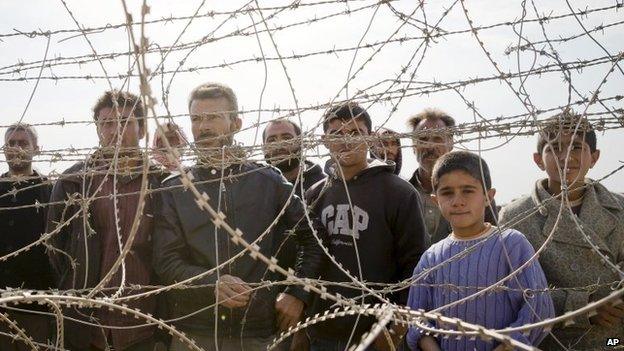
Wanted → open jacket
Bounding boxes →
[152,162,327,338]
[499,179,624,351]
[45,158,168,349]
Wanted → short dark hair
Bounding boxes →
[322,102,372,134]
[92,90,145,129]
[408,108,455,131]
[536,110,597,153]
[5,123,38,146]
[262,119,302,142]
[432,151,492,191]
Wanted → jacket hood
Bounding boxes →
[327,158,395,181]
[304,160,324,178]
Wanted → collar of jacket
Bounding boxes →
[59,153,165,186]
[531,178,621,250]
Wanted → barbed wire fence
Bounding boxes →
[0,0,622,350]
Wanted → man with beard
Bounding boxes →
[262,119,325,197]
[408,108,497,244]
[153,82,327,351]
[370,127,402,175]
[46,91,167,351]
[0,123,55,350]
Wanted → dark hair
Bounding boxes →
[432,151,492,191]
[322,102,372,134]
[408,108,455,131]
[188,82,238,120]
[536,110,597,153]
[262,119,302,142]
[5,123,38,146]
[92,90,145,129]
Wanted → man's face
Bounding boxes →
[190,97,241,154]
[323,118,369,168]
[413,119,453,173]
[4,129,37,172]
[432,170,496,235]
[262,121,301,172]
[533,132,599,187]
[372,133,399,162]
[96,106,144,151]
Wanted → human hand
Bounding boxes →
[290,330,310,351]
[589,302,624,328]
[275,293,304,332]
[418,335,441,351]
[215,274,251,308]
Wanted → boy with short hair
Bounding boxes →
[306,102,429,351]
[499,111,624,350]
[407,151,554,351]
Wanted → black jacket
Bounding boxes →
[152,162,327,337]
[294,161,326,199]
[306,160,429,341]
[0,171,55,292]
[45,159,168,349]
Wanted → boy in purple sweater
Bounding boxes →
[406,151,554,351]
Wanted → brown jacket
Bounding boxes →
[499,179,624,351]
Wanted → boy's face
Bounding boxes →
[323,118,369,168]
[432,170,496,236]
[533,132,599,187]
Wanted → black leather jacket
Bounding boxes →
[153,162,327,337]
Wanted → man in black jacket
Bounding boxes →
[0,123,55,350]
[153,82,327,351]
[306,103,429,351]
[262,119,326,198]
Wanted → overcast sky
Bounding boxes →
[0,0,621,203]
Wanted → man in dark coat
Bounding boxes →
[0,123,55,350]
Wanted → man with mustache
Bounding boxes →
[153,82,327,351]
[370,127,402,175]
[46,91,167,351]
[262,119,325,198]
[0,123,55,350]
[408,109,498,244]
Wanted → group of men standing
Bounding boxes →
[1,82,494,351]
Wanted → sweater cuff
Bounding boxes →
[509,331,531,348]
[564,290,591,327]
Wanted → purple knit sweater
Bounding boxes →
[406,227,554,350]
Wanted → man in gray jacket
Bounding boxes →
[153,82,327,351]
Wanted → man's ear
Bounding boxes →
[533,152,546,170]
[33,144,41,156]
[430,193,438,206]
[138,122,146,140]
[589,149,600,168]
[486,188,496,204]
[233,116,242,132]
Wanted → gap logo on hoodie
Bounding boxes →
[321,204,369,241]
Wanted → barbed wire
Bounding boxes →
[0,0,622,350]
